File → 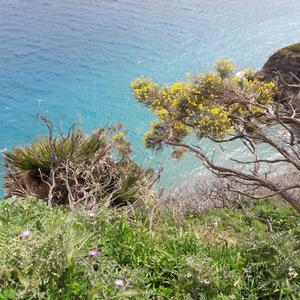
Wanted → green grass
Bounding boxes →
[0,198,299,299]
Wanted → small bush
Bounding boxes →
[3,118,154,208]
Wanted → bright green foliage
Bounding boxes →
[131,60,275,152]
[0,198,299,299]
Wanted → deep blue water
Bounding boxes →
[1,0,300,195]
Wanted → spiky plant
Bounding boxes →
[4,130,107,169]
[3,117,154,208]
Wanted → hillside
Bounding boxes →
[0,198,299,299]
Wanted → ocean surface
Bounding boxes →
[1,0,300,196]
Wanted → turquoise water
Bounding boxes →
[1,0,300,195]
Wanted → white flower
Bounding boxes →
[114,279,124,288]
[20,230,32,239]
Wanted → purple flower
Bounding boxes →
[114,279,125,288]
[20,230,32,239]
[88,249,101,257]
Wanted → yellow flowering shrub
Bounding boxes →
[214,59,235,79]
[131,60,275,152]
[130,77,159,103]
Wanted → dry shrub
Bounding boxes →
[163,173,238,213]
[163,168,300,213]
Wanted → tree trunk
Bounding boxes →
[280,191,300,213]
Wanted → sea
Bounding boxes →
[1,0,300,196]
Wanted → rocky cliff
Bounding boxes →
[258,43,300,140]
[258,43,300,98]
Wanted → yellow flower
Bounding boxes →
[112,132,125,140]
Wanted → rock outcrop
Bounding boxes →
[258,43,300,141]
[258,43,300,98]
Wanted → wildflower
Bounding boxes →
[114,279,125,288]
[20,230,32,239]
[112,132,125,140]
[88,249,101,257]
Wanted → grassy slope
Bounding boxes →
[0,198,299,299]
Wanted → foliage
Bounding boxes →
[214,59,235,79]
[3,118,154,208]
[131,60,300,213]
[0,197,299,299]
[131,60,274,149]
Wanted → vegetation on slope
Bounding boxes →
[0,198,299,299]
[1,55,300,300]
[3,117,154,208]
[131,60,300,212]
